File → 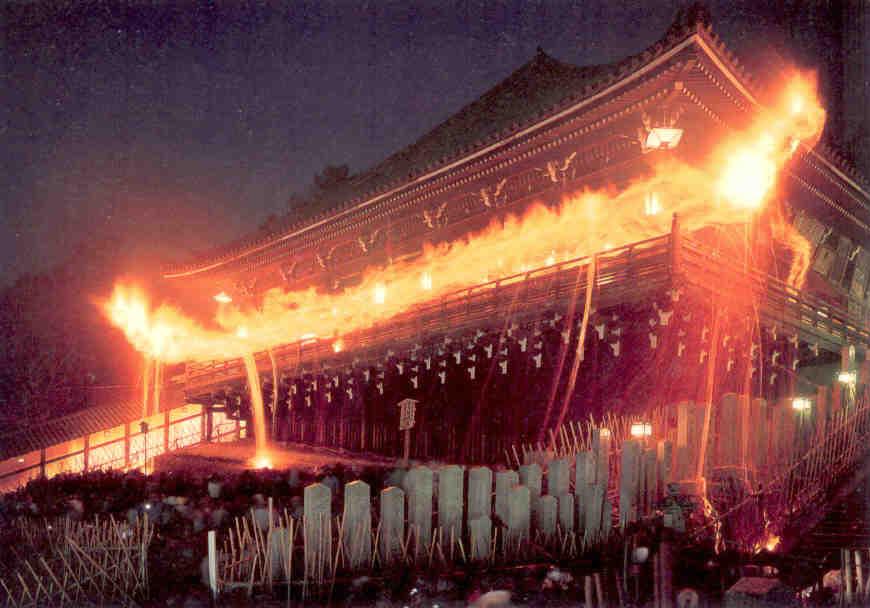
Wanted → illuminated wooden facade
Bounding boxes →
[162,15,870,381]
[3,13,870,478]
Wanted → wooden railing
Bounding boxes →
[183,234,674,389]
[182,228,870,391]
[700,385,870,552]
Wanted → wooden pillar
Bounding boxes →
[844,548,854,605]
[164,410,171,453]
[124,422,131,469]
[200,409,207,443]
[82,436,90,472]
[670,213,681,278]
[39,448,46,479]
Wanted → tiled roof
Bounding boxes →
[163,4,868,276]
[163,11,710,275]
[0,398,143,460]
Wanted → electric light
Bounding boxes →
[630,422,652,438]
[213,291,232,304]
[645,127,683,151]
[332,339,344,353]
[236,326,249,339]
[632,546,650,563]
[791,397,812,411]
[299,332,317,341]
[254,456,272,469]
[838,370,857,385]
[545,252,556,266]
[420,272,433,290]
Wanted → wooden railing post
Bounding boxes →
[164,409,171,454]
[124,422,131,469]
[670,213,681,279]
[83,436,90,472]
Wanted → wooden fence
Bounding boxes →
[0,516,153,608]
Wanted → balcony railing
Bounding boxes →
[182,226,870,390]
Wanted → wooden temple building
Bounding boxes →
[2,8,870,538]
[160,8,870,454]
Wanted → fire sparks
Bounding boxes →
[102,74,825,367]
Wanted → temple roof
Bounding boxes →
[163,5,870,277]
[0,397,142,461]
[341,49,612,201]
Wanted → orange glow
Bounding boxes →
[373,283,387,305]
[755,531,781,553]
[102,74,825,365]
[644,191,662,216]
[252,456,272,469]
[242,354,269,462]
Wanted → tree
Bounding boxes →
[0,236,139,431]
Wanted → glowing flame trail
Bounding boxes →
[102,73,825,372]
[242,353,269,464]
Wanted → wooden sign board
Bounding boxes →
[398,398,418,431]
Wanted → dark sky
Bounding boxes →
[0,1,822,286]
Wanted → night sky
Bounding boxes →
[1,1,822,287]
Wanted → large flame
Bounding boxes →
[103,73,825,365]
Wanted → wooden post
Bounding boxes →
[39,448,46,479]
[670,213,681,278]
[403,428,411,465]
[585,576,594,608]
[207,530,218,601]
[845,548,854,605]
[200,409,207,444]
[163,410,171,454]
[83,436,90,472]
[856,550,865,598]
[124,422,131,469]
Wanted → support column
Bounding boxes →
[164,409,171,453]
[124,422,131,469]
[83,436,90,472]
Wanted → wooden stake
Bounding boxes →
[594,572,606,608]
[208,530,219,601]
